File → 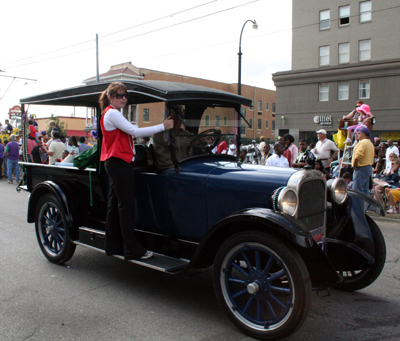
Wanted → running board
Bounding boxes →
[74,241,189,273]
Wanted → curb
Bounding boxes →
[367,212,400,223]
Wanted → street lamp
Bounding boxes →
[238,19,258,95]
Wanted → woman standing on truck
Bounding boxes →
[99,82,173,261]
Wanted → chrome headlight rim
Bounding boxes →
[327,178,348,205]
[276,187,298,216]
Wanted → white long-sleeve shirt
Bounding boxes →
[103,107,165,137]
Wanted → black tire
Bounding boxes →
[35,194,76,264]
[213,231,311,340]
[332,215,386,291]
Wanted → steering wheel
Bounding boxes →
[187,129,221,157]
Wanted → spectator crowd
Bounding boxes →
[0,118,94,184]
[2,100,400,215]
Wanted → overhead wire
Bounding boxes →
[2,2,399,72]
[2,0,259,70]
[0,0,225,67]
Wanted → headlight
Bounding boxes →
[327,178,348,205]
[273,187,298,216]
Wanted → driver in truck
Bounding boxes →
[153,105,192,174]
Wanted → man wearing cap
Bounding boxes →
[352,126,374,196]
[314,129,339,168]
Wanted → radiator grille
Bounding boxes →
[297,179,326,231]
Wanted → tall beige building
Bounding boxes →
[273,0,400,143]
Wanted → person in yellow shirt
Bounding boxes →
[352,125,374,196]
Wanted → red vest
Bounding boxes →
[100,106,135,163]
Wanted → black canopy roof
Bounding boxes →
[20,80,252,108]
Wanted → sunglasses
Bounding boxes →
[115,93,129,99]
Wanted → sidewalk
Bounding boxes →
[367,211,400,222]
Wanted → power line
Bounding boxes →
[120,4,400,65]
[2,0,259,70]
[0,0,223,67]
[4,2,398,73]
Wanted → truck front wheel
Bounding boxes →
[35,194,76,264]
[213,231,311,340]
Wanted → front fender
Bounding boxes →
[186,207,341,285]
[326,190,384,269]
[27,181,72,227]
[187,208,314,269]
[212,208,315,248]
[347,189,385,216]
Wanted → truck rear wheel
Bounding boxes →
[213,231,311,340]
[35,194,76,264]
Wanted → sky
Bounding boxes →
[0,0,292,121]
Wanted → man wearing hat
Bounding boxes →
[314,129,339,168]
[352,125,374,196]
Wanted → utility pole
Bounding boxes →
[96,34,99,83]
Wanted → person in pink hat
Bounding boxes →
[344,104,374,144]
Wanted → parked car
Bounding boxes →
[18,81,386,340]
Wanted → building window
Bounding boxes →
[215,115,220,127]
[272,103,276,113]
[258,100,262,111]
[143,108,149,122]
[249,101,253,111]
[338,82,349,100]
[205,115,210,127]
[319,46,330,66]
[224,117,227,126]
[258,119,262,129]
[360,1,372,22]
[319,83,329,101]
[359,79,370,99]
[240,107,246,118]
[359,39,371,61]
[272,121,275,131]
[339,42,350,64]
[240,125,246,135]
[249,118,253,129]
[266,102,269,110]
[339,5,350,26]
[320,9,330,30]
[266,120,269,129]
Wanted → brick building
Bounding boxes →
[83,62,276,143]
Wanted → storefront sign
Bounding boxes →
[8,105,22,119]
[381,132,400,142]
[313,115,332,127]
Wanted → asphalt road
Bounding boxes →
[1,180,400,341]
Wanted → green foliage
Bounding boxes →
[46,114,67,137]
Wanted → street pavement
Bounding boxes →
[0,179,400,341]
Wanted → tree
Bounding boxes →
[46,114,67,137]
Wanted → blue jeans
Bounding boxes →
[353,165,372,196]
[7,159,20,182]
[3,157,7,177]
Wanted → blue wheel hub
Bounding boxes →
[39,203,65,255]
[221,244,294,329]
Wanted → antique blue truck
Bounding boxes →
[19,81,386,340]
